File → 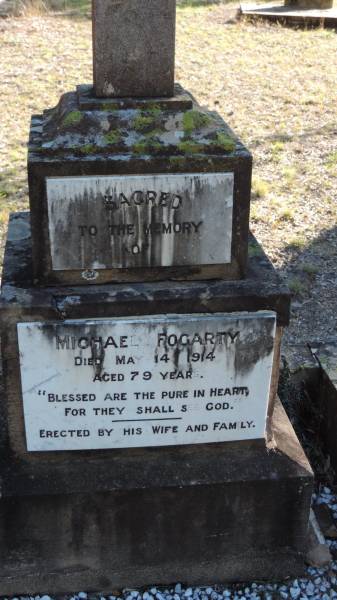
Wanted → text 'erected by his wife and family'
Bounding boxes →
[17,312,276,451]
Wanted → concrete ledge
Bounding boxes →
[0,212,291,325]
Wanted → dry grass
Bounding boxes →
[0,3,337,344]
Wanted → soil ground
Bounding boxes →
[0,1,337,351]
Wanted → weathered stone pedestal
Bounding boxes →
[0,400,312,595]
[28,85,251,285]
[0,213,313,594]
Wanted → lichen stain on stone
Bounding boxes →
[32,90,241,159]
[173,345,181,370]
[103,82,116,96]
[82,270,99,281]
[234,318,275,376]
[61,111,83,129]
[91,337,105,378]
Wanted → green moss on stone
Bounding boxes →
[133,114,157,132]
[144,128,164,138]
[147,106,162,117]
[169,156,187,166]
[100,103,119,111]
[104,130,121,145]
[146,103,161,111]
[133,136,163,154]
[215,131,236,152]
[79,143,96,154]
[178,140,204,154]
[183,110,211,135]
[62,111,83,128]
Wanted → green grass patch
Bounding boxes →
[177,0,221,8]
[288,277,307,296]
[270,140,285,161]
[48,0,91,16]
[301,262,319,276]
[252,177,270,199]
[326,151,337,170]
[282,166,297,185]
[248,242,263,258]
[278,207,295,222]
[287,236,307,250]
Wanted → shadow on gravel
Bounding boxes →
[276,224,337,489]
[264,222,337,346]
[278,362,335,488]
[249,122,337,149]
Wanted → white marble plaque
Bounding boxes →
[46,173,234,271]
[18,312,276,452]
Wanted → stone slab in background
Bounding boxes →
[241,2,337,25]
[0,399,313,595]
[92,0,176,98]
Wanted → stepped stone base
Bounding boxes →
[28,83,252,285]
[0,400,313,595]
[0,213,311,594]
[0,212,290,460]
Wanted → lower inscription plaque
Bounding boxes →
[18,312,276,451]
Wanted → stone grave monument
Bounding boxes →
[0,0,313,595]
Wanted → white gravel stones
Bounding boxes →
[35,572,336,600]
[289,586,301,599]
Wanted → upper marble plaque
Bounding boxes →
[46,173,233,271]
